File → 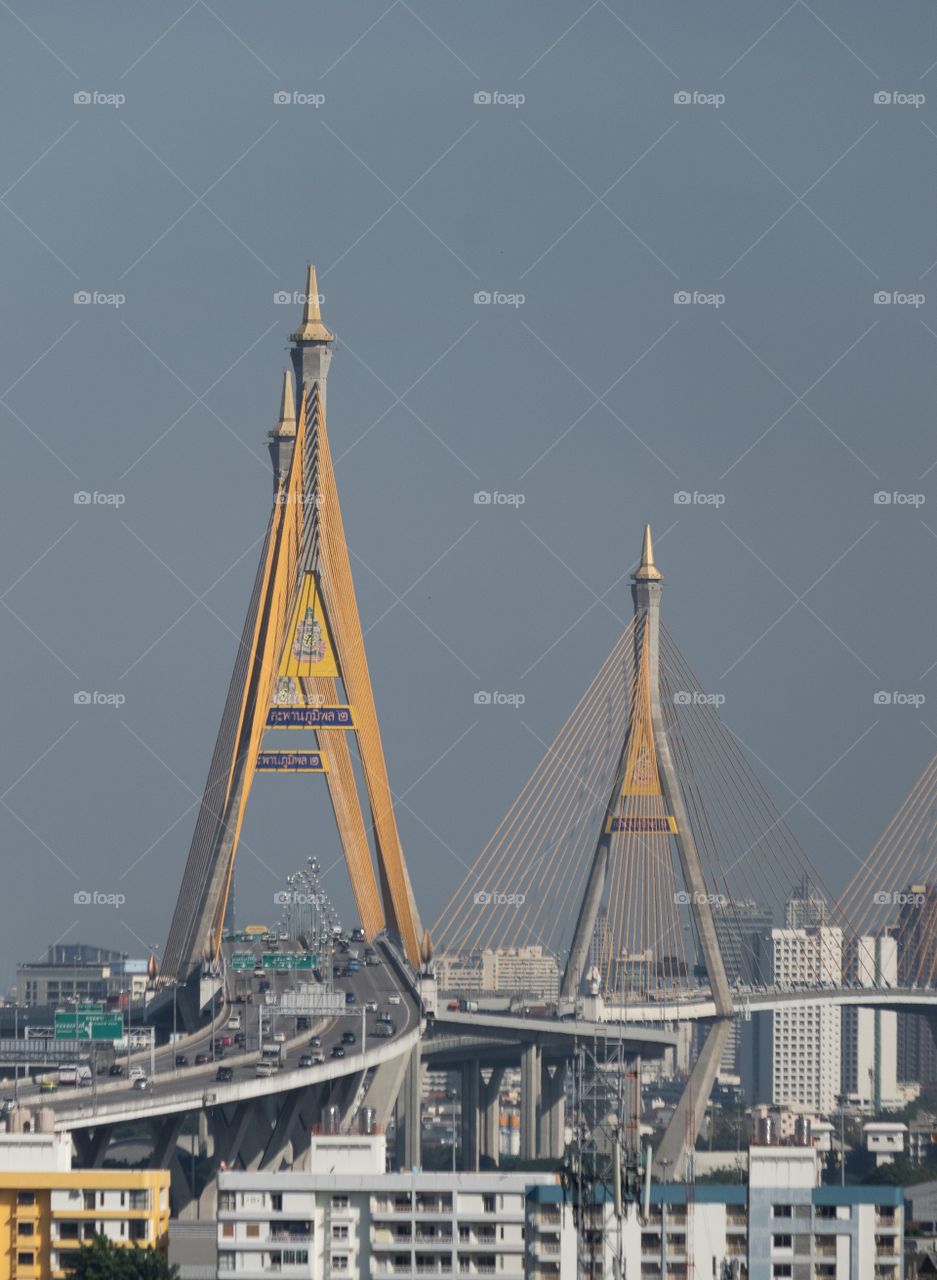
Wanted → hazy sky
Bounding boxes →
[2,1,936,988]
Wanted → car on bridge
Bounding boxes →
[330,1046,346,1059]
[364,1000,377,1012]
[341,1031,357,1045]
[388,994,401,1005]
[175,1055,189,1067]
[132,1077,150,1092]
[108,1063,123,1077]
[345,992,356,1005]
[255,1062,276,1078]
[216,1066,234,1083]
[299,1054,320,1068]
[307,1035,321,1048]
[40,1079,57,1094]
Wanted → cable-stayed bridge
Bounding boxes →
[11,270,937,1207]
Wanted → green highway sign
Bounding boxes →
[231,953,256,971]
[55,1012,124,1041]
[262,953,314,971]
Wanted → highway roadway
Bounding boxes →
[13,940,419,1128]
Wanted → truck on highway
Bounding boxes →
[459,999,479,1014]
[57,1064,92,1088]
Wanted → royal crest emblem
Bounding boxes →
[292,608,327,666]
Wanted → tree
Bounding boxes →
[64,1236,178,1280]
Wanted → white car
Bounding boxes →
[129,1066,146,1081]
[364,1000,377,1013]
[387,995,401,1006]
[132,1076,150,1091]
[255,1063,276,1078]
[272,1031,286,1044]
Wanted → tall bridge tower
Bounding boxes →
[562,526,732,1020]
[159,268,423,1005]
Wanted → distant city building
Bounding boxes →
[751,925,843,1115]
[894,884,937,1086]
[436,948,560,1001]
[785,878,829,930]
[842,935,901,1110]
[713,898,774,1076]
[16,943,149,1008]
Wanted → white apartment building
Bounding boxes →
[436,949,560,1002]
[217,1134,557,1279]
[755,926,843,1115]
[842,935,901,1110]
[527,1146,902,1280]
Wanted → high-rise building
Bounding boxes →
[842,935,900,1110]
[785,878,829,930]
[752,926,843,1115]
[436,948,560,1002]
[893,884,937,1086]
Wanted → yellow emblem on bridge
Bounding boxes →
[278,572,338,683]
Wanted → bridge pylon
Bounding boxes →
[158,267,423,1007]
[562,526,732,1020]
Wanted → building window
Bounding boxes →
[129,1221,148,1243]
[483,1195,496,1213]
[271,1193,283,1212]
[246,1224,260,1238]
[129,1191,149,1211]
[218,1192,236,1212]
[17,1253,35,1266]
[332,1195,349,1210]
[222,1224,234,1238]
[773,1235,792,1248]
[16,1192,36,1207]
[332,1224,349,1241]
[17,1222,34,1237]
[283,1251,308,1266]
[773,1268,792,1279]
[332,1256,349,1272]
[772,1205,793,1218]
[218,1252,235,1272]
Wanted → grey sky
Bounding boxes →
[1,1,936,987]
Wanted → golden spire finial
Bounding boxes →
[271,369,297,437]
[290,264,333,343]
[633,523,662,581]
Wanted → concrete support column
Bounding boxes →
[520,1042,541,1162]
[480,1066,504,1167]
[460,1061,481,1172]
[538,1060,566,1160]
[395,1042,422,1170]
